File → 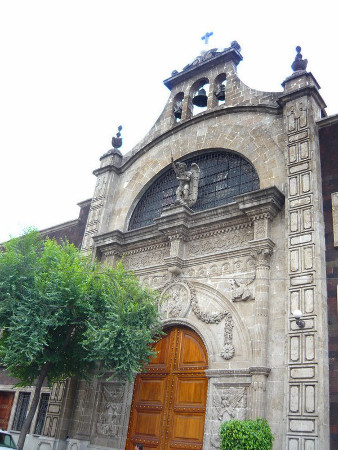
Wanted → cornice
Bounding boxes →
[94,187,284,253]
[317,113,338,130]
[235,186,285,219]
[277,85,327,111]
[163,47,243,89]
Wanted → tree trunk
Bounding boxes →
[17,362,51,450]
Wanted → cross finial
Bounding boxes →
[201,32,213,45]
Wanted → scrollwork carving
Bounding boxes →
[251,247,273,267]
[123,244,169,269]
[188,226,253,257]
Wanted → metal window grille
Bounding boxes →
[34,393,50,435]
[12,392,31,431]
[129,151,259,230]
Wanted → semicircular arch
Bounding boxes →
[127,148,259,231]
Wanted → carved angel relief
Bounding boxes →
[171,156,200,207]
[96,384,124,437]
[210,387,247,448]
[229,272,255,302]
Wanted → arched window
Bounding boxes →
[129,150,259,230]
[214,73,226,106]
[192,79,209,116]
[173,92,184,123]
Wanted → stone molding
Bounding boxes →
[93,187,284,259]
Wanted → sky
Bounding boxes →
[0,0,337,243]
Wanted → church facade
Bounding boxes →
[71,43,329,449]
[2,42,337,449]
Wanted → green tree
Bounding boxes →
[220,418,274,450]
[0,230,162,450]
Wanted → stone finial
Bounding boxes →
[231,41,241,52]
[291,46,308,72]
[112,125,123,149]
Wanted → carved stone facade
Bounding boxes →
[27,44,333,450]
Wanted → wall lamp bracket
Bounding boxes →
[293,310,305,328]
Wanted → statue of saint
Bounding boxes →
[171,156,200,207]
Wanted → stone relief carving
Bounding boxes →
[159,282,190,319]
[141,273,170,289]
[122,244,169,270]
[159,280,235,359]
[171,156,200,207]
[229,276,254,302]
[189,282,235,360]
[252,247,273,267]
[221,314,235,360]
[209,387,247,448]
[96,384,124,437]
[188,226,253,257]
[82,175,108,253]
[287,101,308,131]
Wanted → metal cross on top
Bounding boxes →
[201,32,213,45]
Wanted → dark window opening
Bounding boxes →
[12,392,31,432]
[129,151,259,230]
[34,393,50,435]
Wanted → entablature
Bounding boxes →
[93,187,284,261]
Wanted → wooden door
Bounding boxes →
[126,326,208,450]
[0,391,14,430]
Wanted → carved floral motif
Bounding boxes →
[122,244,169,269]
[188,226,253,257]
[189,283,235,360]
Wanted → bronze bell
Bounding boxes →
[215,83,225,101]
[173,100,183,119]
[192,88,208,107]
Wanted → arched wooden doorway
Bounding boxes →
[126,326,208,449]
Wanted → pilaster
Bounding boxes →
[279,70,329,449]
[82,149,122,255]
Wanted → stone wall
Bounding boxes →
[319,119,338,449]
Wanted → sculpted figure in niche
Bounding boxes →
[171,156,200,207]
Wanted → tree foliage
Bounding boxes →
[220,419,274,450]
[0,229,162,448]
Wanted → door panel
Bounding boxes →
[147,333,171,370]
[174,377,208,409]
[126,327,208,450]
[177,330,208,370]
[170,413,205,447]
[0,391,14,430]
